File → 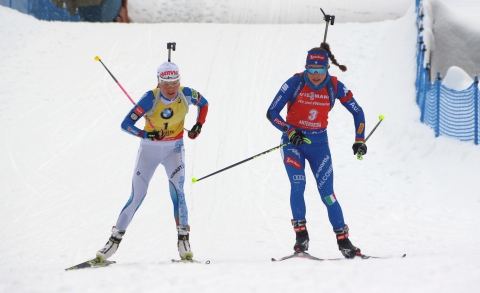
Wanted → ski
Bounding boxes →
[65,257,116,271]
[171,259,210,264]
[66,257,211,270]
[271,252,406,262]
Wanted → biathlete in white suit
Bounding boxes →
[96,62,208,261]
[266,43,367,258]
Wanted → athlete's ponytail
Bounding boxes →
[309,43,347,72]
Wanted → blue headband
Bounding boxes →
[306,51,328,66]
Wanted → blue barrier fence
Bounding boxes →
[0,0,122,22]
[415,0,480,144]
[0,0,80,21]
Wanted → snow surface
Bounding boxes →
[127,0,412,23]
[1,1,480,293]
[442,66,474,91]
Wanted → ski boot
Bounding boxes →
[96,226,125,261]
[177,225,194,260]
[292,219,309,253]
[334,225,361,258]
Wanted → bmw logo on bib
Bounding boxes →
[161,108,174,119]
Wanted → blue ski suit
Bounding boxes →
[266,71,365,229]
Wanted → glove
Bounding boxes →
[144,130,165,141]
[352,140,367,155]
[188,122,202,139]
[287,129,311,146]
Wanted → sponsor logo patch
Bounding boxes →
[285,156,302,169]
[170,165,184,179]
[299,120,322,128]
[161,108,174,119]
[290,149,301,158]
[134,106,144,116]
[317,165,333,189]
[160,70,179,78]
[271,95,282,108]
[127,126,138,135]
[348,101,360,112]
[273,118,286,127]
[308,54,326,61]
[315,155,330,178]
[299,92,329,100]
[357,123,365,134]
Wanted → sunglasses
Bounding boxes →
[306,66,328,75]
[160,80,180,88]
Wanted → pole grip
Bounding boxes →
[356,114,385,160]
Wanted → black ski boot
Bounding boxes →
[334,225,361,258]
[292,219,309,253]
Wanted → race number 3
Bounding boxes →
[308,109,318,121]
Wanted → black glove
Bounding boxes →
[287,129,310,146]
[146,130,165,141]
[188,122,202,139]
[352,140,367,155]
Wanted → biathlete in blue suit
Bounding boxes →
[266,43,367,258]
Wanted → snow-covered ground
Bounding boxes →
[127,0,412,23]
[1,1,480,292]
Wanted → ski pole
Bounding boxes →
[320,8,335,43]
[192,143,290,183]
[94,56,156,130]
[357,114,385,160]
[167,42,176,62]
